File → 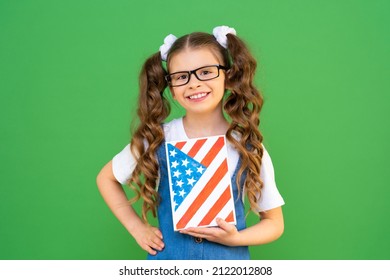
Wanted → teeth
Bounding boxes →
[189,93,207,99]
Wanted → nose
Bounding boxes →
[187,72,202,88]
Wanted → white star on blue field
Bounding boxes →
[167,143,207,211]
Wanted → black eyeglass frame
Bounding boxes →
[165,64,228,87]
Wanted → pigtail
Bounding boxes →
[223,34,264,214]
[129,52,169,222]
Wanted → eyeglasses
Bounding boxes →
[165,64,228,87]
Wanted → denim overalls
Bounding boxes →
[147,141,250,260]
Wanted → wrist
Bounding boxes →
[231,230,243,246]
[126,217,145,237]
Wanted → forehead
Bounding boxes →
[168,47,223,72]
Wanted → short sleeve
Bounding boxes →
[257,146,285,211]
[112,144,137,185]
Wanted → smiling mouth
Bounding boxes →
[187,92,209,100]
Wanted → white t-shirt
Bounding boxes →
[112,118,285,211]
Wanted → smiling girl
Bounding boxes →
[96,26,285,260]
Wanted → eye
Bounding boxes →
[198,66,217,77]
[171,73,188,81]
[177,74,188,80]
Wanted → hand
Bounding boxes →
[132,224,164,255]
[179,218,241,246]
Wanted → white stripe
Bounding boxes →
[185,172,233,228]
[174,135,224,163]
[191,136,221,163]
[194,194,237,229]
[176,139,193,154]
[218,196,236,224]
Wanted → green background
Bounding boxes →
[1,0,389,260]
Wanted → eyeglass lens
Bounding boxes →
[169,65,220,86]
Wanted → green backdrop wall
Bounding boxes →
[1,0,389,260]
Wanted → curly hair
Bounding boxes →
[128,31,264,222]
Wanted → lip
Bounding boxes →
[186,92,210,101]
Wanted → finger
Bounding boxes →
[182,227,213,234]
[152,228,163,239]
[180,228,214,239]
[142,244,157,255]
[139,235,164,252]
[216,218,233,232]
[150,238,165,250]
[182,231,209,239]
[180,228,204,236]
[151,231,165,248]
[143,237,164,253]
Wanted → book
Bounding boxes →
[165,135,236,231]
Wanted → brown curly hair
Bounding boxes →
[128,31,264,222]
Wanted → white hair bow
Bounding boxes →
[212,25,237,48]
[159,34,177,61]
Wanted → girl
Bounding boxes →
[96,26,285,260]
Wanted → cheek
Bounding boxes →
[169,87,176,98]
[171,87,186,99]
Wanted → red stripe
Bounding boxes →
[175,141,186,149]
[225,211,234,223]
[187,138,207,158]
[198,185,232,226]
[200,137,224,167]
[176,159,228,229]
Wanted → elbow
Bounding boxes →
[260,207,285,242]
[276,222,284,240]
[273,213,285,240]
[274,208,285,240]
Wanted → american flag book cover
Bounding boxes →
[165,135,236,231]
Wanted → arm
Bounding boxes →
[180,206,284,246]
[96,160,164,255]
